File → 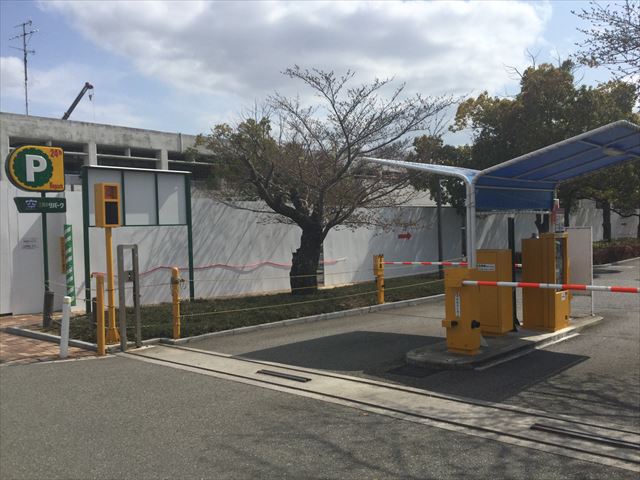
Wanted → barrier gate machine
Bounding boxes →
[441,232,572,355]
[522,232,570,331]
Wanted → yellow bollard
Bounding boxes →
[171,267,181,340]
[104,227,120,344]
[373,254,385,304]
[94,273,106,356]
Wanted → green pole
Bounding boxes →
[185,174,195,300]
[82,167,92,313]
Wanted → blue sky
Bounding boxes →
[0,1,615,141]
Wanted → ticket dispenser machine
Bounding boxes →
[522,232,570,331]
[442,268,482,355]
[475,250,513,335]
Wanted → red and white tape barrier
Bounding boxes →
[94,257,347,278]
[461,280,639,294]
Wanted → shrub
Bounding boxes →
[593,238,640,265]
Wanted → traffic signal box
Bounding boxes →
[94,183,121,228]
[522,232,570,332]
[441,249,513,355]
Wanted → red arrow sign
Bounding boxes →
[398,232,412,240]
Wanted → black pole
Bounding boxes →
[436,181,443,279]
[508,216,519,330]
[461,226,467,259]
[41,192,52,327]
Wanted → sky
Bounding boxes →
[0,1,616,144]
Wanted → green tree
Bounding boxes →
[198,67,452,294]
[450,62,639,237]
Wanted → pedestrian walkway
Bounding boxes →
[0,314,94,366]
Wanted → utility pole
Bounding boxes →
[9,20,38,115]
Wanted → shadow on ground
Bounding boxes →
[236,330,590,403]
[237,331,439,372]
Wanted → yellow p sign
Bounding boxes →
[5,146,65,192]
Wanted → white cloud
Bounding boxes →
[1,55,145,126]
[44,0,551,100]
[0,56,25,100]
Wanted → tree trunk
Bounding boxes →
[535,214,549,234]
[602,201,611,242]
[564,203,571,227]
[290,226,324,295]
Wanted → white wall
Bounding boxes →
[2,183,638,315]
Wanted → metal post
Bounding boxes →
[117,245,127,352]
[104,227,119,344]
[185,175,195,301]
[171,267,181,340]
[461,227,467,259]
[42,290,54,329]
[465,182,477,268]
[436,180,444,280]
[132,246,141,348]
[59,296,71,359]
[82,167,92,314]
[508,216,519,329]
[373,254,385,305]
[41,192,51,327]
[94,274,105,356]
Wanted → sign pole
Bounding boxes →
[40,192,54,328]
[104,226,120,344]
[41,192,49,291]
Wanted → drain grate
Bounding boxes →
[256,369,312,383]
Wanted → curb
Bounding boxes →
[594,256,639,267]
[4,294,445,351]
[3,326,162,353]
[3,327,98,351]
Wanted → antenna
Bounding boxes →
[9,20,38,115]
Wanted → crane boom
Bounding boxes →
[62,82,93,120]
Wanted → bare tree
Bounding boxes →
[198,67,453,294]
[573,0,640,82]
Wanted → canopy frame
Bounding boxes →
[362,120,640,268]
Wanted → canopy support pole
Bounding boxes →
[465,182,476,268]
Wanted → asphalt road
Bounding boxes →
[1,356,637,480]
[1,259,638,479]
[189,259,640,427]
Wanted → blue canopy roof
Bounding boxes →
[364,120,639,212]
[474,120,640,211]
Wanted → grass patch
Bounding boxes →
[55,272,444,343]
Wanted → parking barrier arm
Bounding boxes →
[462,280,639,294]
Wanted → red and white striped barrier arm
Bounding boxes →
[383,261,468,266]
[462,280,639,294]
[384,261,524,268]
